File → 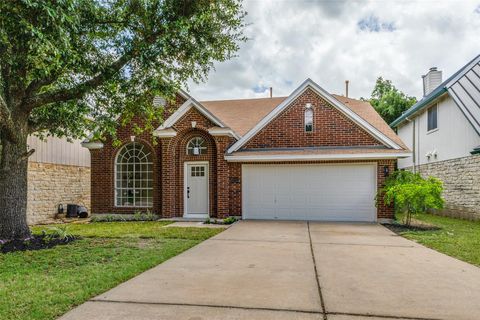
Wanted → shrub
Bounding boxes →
[91,212,159,223]
[379,170,444,226]
[44,226,74,242]
[223,216,238,225]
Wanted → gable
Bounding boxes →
[243,88,383,149]
[228,79,404,153]
[172,107,218,132]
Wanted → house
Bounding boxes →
[27,136,91,224]
[391,54,480,220]
[85,79,410,222]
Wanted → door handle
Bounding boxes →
[187,187,190,199]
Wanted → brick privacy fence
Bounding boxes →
[408,154,480,220]
[27,162,91,224]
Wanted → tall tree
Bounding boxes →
[0,0,246,240]
[368,77,417,125]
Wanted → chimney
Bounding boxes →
[345,80,349,98]
[422,67,442,96]
[269,87,273,98]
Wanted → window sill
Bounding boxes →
[427,128,438,135]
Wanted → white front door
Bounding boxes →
[184,163,209,217]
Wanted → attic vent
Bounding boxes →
[153,96,166,107]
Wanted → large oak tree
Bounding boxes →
[0,0,245,240]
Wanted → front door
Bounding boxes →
[184,163,209,217]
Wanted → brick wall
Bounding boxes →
[90,94,185,215]
[244,88,382,149]
[90,88,396,221]
[406,155,480,220]
[27,162,90,224]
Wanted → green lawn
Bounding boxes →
[396,213,480,267]
[0,222,223,320]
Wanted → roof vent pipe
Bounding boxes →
[422,67,442,96]
[345,80,349,98]
[269,87,273,98]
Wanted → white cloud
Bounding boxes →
[187,0,480,101]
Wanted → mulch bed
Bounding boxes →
[384,219,440,233]
[1,235,77,254]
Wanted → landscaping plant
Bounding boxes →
[380,170,444,226]
[0,0,246,240]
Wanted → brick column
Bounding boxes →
[215,136,232,218]
[377,159,396,221]
[160,137,176,218]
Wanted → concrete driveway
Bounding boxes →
[60,221,480,320]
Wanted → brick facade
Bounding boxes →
[89,89,396,220]
[245,88,382,149]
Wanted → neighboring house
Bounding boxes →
[85,79,410,222]
[392,54,480,220]
[27,136,90,224]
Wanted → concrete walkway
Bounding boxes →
[60,221,480,320]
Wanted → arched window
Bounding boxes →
[186,137,207,155]
[115,142,153,207]
[305,107,313,132]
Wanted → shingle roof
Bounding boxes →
[200,95,407,150]
[332,95,408,149]
[200,97,286,136]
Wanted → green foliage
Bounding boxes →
[396,212,480,267]
[367,77,417,124]
[43,225,74,241]
[223,216,238,224]
[0,0,246,140]
[1,222,223,320]
[91,212,159,223]
[380,171,444,226]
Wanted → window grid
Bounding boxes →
[305,108,314,132]
[191,166,205,177]
[187,137,207,155]
[115,142,153,207]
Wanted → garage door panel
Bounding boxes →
[242,164,376,222]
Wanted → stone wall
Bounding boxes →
[27,162,91,225]
[409,154,480,220]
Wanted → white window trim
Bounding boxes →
[186,137,208,155]
[305,107,314,132]
[114,142,154,208]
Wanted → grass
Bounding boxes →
[0,221,223,320]
[395,212,480,267]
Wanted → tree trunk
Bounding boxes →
[0,131,31,240]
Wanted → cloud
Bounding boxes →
[252,84,269,93]
[188,0,480,101]
[357,15,396,32]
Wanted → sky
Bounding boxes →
[187,0,480,101]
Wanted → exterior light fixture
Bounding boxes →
[383,166,390,177]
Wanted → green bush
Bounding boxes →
[223,216,238,225]
[43,225,74,241]
[91,212,159,223]
[379,170,444,226]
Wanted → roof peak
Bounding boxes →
[200,96,287,103]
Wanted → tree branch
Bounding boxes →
[0,94,17,143]
[24,50,135,112]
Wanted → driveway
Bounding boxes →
[60,221,480,320]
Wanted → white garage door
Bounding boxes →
[242,163,377,222]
